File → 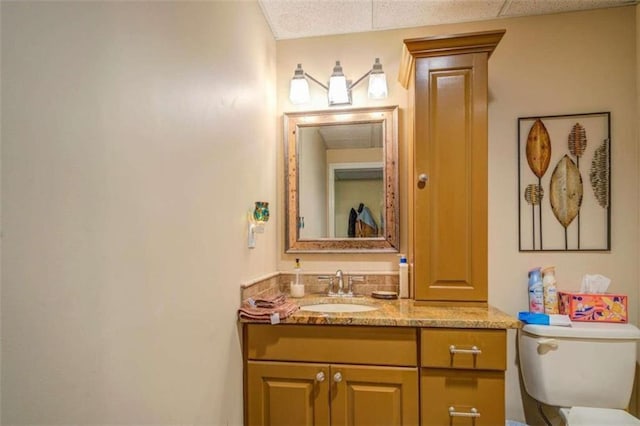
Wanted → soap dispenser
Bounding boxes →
[290,258,304,298]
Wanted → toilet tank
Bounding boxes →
[518,322,640,409]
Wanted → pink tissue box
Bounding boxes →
[558,291,628,323]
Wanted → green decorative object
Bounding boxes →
[253,201,270,223]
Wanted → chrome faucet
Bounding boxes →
[335,269,344,295]
[317,275,334,295]
[319,270,357,296]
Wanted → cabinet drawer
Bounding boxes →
[246,324,418,366]
[420,328,505,370]
[421,368,504,426]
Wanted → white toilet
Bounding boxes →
[519,321,640,425]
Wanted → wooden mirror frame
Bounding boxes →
[284,105,399,253]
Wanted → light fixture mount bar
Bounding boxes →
[349,70,372,91]
[303,72,328,91]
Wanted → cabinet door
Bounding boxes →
[413,52,488,303]
[246,361,330,426]
[421,368,504,426]
[330,364,419,426]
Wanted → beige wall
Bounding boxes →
[299,127,327,238]
[1,1,276,424]
[277,6,638,423]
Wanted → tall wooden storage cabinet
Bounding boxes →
[404,30,505,304]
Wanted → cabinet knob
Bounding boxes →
[448,406,480,418]
[417,173,429,189]
[315,371,325,382]
[333,372,342,383]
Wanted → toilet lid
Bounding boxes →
[567,407,640,425]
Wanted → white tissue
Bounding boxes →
[580,274,611,294]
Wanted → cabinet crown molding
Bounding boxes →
[404,29,506,58]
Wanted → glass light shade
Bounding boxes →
[289,64,310,104]
[328,60,350,105]
[289,77,310,104]
[328,75,349,105]
[368,72,388,99]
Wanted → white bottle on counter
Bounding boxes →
[399,255,409,298]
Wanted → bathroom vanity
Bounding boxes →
[241,297,518,426]
[245,28,517,426]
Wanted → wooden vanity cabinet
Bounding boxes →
[404,30,505,303]
[244,324,507,425]
[244,324,419,426]
[419,328,506,426]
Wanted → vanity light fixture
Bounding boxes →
[289,58,388,106]
[367,58,388,99]
[248,201,270,249]
[289,64,310,105]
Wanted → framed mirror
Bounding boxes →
[284,106,399,252]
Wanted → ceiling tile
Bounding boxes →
[259,0,638,40]
[259,0,373,39]
[373,0,505,29]
[501,0,634,17]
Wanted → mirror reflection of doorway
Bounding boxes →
[298,122,384,240]
[328,162,383,238]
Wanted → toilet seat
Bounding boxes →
[560,406,640,425]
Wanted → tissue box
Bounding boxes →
[558,291,628,323]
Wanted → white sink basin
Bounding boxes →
[300,303,379,313]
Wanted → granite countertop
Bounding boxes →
[245,294,521,329]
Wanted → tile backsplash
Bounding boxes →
[240,272,399,302]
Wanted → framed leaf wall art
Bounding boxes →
[518,112,611,252]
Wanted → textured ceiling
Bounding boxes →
[259,0,637,40]
[319,123,383,149]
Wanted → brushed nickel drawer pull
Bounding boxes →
[449,345,482,355]
[315,371,325,382]
[448,406,480,418]
[333,372,343,383]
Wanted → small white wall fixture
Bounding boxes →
[248,201,270,249]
